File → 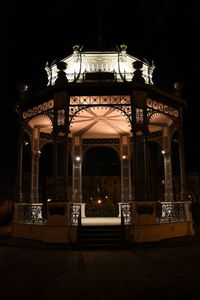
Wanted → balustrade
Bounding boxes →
[14,201,192,226]
[14,203,45,224]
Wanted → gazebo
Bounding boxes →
[12,45,194,244]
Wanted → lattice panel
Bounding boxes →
[70,95,131,106]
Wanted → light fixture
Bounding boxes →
[161,150,165,155]
[97,199,102,204]
[76,156,81,161]
[122,155,126,160]
[24,140,29,146]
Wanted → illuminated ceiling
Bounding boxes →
[28,107,172,137]
[70,107,131,137]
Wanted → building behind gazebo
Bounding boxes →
[12,45,194,244]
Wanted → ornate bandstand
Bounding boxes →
[12,45,194,243]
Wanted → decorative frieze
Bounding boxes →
[82,138,119,144]
[23,100,54,119]
[70,95,131,106]
[147,98,179,118]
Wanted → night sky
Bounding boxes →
[1,0,200,194]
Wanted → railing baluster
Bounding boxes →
[156,201,192,223]
[14,203,45,224]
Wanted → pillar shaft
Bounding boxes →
[52,91,70,202]
[120,135,132,201]
[17,115,24,202]
[131,90,150,201]
[163,127,174,201]
[30,127,40,203]
[72,135,82,202]
[178,109,186,200]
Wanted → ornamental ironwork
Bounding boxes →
[70,95,131,106]
[15,204,44,224]
[136,108,143,124]
[82,138,120,144]
[70,203,81,225]
[147,98,179,119]
[121,203,135,224]
[22,100,54,120]
[156,202,187,223]
[57,109,65,126]
[69,95,132,124]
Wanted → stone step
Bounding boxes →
[77,225,129,249]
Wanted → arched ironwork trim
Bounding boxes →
[69,104,132,127]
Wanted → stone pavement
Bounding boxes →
[0,226,200,300]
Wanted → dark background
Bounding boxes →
[1,0,200,195]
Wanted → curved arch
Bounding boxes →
[149,112,173,127]
[70,105,132,125]
[28,114,53,133]
[69,106,131,138]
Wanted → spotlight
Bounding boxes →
[161,150,165,155]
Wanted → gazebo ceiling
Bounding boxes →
[70,107,131,137]
[28,115,52,133]
[149,113,173,126]
[28,108,173,136]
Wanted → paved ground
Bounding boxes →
[1,226,200,300]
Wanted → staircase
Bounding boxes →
[77,225,129,249]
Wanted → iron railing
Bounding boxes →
[156,201,192,223]
[14,201,192,225]
[14,203,45,224]
[69,203,82,225]
[119,202,135,225]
